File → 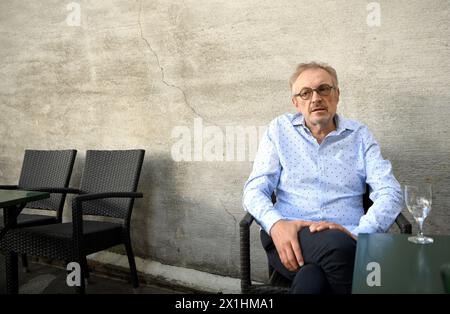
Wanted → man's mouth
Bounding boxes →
[311,108,327,113]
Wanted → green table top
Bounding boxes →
[352,233,450,294]
[0,189,50,208]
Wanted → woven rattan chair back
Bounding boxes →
[18,150,77,215]
[79,150,144,219]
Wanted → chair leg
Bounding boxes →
[124,233,139,288]
[21,254,29,273]
[5,251,19,294]
[75,259,86,294]
[75,281,85,294]
[66,260,85,294]
[268,264,274,278]
[81,256,90,279]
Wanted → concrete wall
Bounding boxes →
[1,0,449,282]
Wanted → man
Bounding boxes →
[242,62,403,294]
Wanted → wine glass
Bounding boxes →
[404,184,433,244]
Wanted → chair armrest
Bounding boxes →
[240,212,255,228]
[23,187,80,194]
[395,212,412,234]
[74,192,143,203]
[70,192,144,246]
[240,212,255,292]
[71,192,143,219]
[0,185,18,190]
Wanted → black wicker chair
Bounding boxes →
[0,149,77,270]
[240,186,412,293]
[2,149,145,294]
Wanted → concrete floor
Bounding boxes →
[0,256,183,294]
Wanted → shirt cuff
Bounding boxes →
[350,224,376,236]
[260,210,285,235]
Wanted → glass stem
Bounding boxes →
[418,220,424,238]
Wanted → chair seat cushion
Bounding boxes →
[2,221,123,258]
[0,214,58,228]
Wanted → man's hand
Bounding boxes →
[309,221,357,241]
[270,220,312,271]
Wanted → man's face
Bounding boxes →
[291,68,340,129]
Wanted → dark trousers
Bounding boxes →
[261,228,356,294]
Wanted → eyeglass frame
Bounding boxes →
[292,84,337,100]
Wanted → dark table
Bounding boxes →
[352,233,450,294]
[0,189,50,294]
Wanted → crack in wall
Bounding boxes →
[219,199,238,231]
[219,198,238,271]
[138,0,212,124]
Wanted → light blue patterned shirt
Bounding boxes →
[243,113,403,236]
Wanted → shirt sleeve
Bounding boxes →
[242,124,284,234]
[351,126,404,236]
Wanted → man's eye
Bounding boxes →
[300,90,311,97]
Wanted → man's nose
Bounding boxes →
[311,90,322,103]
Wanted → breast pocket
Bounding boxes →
[326,147,365,192]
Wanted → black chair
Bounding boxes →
[2,149,145,294]
[240,187,412,293]
[0,149,77,270]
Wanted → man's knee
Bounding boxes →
[298,228,356,264]
[323,229,356,255]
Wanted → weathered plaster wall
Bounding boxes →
[1,1,449,282]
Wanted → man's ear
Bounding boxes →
[336,88,340,102]
[292,97,299,110]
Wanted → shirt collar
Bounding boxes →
[291,113,306,127]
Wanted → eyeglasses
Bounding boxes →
[293,84,336,100]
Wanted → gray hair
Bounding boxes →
[289,62,339,90]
